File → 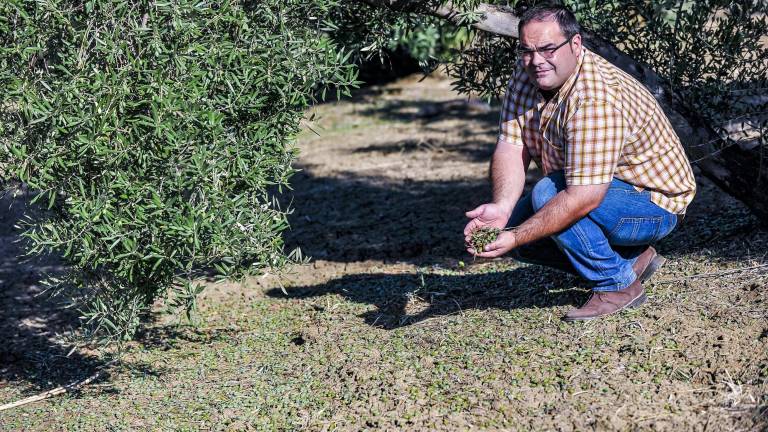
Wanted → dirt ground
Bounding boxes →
[280,74,768,430]
[0,73,766,431]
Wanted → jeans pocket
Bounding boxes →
[608,216,663,246]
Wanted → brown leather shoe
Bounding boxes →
[563,280,647,321]
[632,246,666,283]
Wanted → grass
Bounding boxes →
[2,250,765,430]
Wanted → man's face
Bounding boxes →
[519,20,582,91]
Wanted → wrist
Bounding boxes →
[507,227,520,249]
[493,200,515,219]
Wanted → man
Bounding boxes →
[463,4,696,321]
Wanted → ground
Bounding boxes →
[0,74,766,431]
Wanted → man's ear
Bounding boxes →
[571,33,583,53]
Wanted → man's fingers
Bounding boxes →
[465,206,484,219]
[463,220,480,236]
[467,244,505,258]
[469,232,514,258]
[466,247,498,258]
[472,249,503,258]
[484,240,504,252]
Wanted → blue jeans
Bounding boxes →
[508,171,679,292]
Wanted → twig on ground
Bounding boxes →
[654,263,768,283]
[452,298,464,316]
[0,368,106,412]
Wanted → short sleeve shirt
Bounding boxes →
[498,48,696,214]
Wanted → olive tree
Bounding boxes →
[0,0,357,344]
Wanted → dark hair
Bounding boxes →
[517,3,581,39]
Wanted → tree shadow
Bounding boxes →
[357,97,499,125]
[133,325,242,351]
[266,264,585,329]
[350,119,493,162]
[0,190,111,394]
[284,168,542,264]
[284,165,766,266]
[349,134,494,163]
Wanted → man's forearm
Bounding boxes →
[511,186,606,247]
[491,143,529,215]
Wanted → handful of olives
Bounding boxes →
[469,227,501,254]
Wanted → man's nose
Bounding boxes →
[530,50,547,64]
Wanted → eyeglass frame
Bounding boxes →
[516,34,576,60]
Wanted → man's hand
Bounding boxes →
[469,229,518,257]
[464,203,512,254]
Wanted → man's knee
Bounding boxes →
[531,172,565,212]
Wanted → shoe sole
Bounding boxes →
[562,292,648,322]
[638,255,666,283]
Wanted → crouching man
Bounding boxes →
[463,4,696,321]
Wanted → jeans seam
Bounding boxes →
[656,213,677,241]
[651,217,663,242]
[593,266,636,292]
[607,188,647,196]
[572,221,611,281]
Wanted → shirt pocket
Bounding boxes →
[541,120,565,150]
[544,107,568,148]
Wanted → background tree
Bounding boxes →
[0,0,357,344]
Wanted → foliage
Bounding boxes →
[327,3,469,76]
[0,0,357,344]
[387,19,470,68]
[572,0,768,152]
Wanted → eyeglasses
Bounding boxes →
[516,35,574,59]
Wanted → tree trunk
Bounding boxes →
[358,0,768,224]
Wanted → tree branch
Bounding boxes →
[357,0,519,37]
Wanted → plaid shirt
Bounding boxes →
[498,48,696,214]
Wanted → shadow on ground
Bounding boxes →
[350,134,494,164]
[272,172,767,331]
[284,166,765,266]
[0,191,109,393]
[358,97,498,125]
[267,265,584,329]
[284,172,492,263]
[133,325,242,352]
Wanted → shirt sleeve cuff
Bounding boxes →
[497,135,524,147]
[566,174,613,185]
